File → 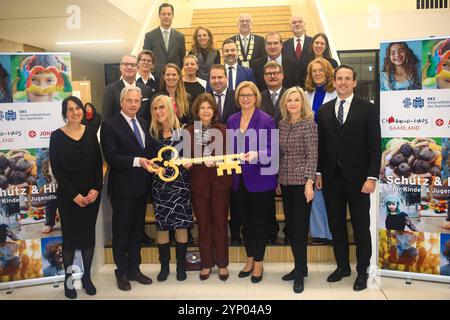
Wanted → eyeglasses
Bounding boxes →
[140,59,153,64]
[239,93,256,99]
[121,62,137,68]
[264,71,282,77]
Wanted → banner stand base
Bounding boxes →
[380,269,450,285]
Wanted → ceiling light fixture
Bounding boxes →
[55,40,125,45]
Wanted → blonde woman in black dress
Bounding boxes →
[49,96,103,299]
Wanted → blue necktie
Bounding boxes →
[337,100,345,126]
[228,66,234,90]
[131,118,144,149]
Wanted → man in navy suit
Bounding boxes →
[282,14,313,71]
[101,55,152,125]
[222,39,256,90]
[100,86,157,291]
[208,64,239,124]
[143,3,186,75]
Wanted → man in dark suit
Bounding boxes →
[143,3,186,75]
[316,65,381,291]
[282,14,313,72]
[100,86,156,291]
[250,32,302,92]
[226,13,266,68]
[208,64,239,124]
[260,61,286,245]
[260,61,285,128]
[101,55,152,125]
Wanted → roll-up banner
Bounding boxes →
[0,53,83,289]
[378,37,450,283]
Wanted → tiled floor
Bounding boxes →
[1,263,449,300]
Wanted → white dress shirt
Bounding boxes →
[334,94,354,124]
[213,88,228,115]
[224,62,238,90]
[293,34,306,52]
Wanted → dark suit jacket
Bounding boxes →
[282,35,313,68]
[101,80,153,126]
[100,114,157,200]
[317,97,381,185]
[143,27,186,75]
[136,72,160,96]
[205,64,256,92]
[260,87,286,128]
[250,56,300,92]
[207,89,239,124]
[186,123,232,196]
[226,34,266,65]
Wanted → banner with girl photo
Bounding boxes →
[0,53,82,287]
[379,37,450,282]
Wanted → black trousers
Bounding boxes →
[267,191,279,240]
[281,185,311,273]
[322,169,372,274]
[111,195,147,276]
[229,196,242,240]
[231,179,273,261]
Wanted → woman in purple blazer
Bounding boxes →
[227,81,277,283]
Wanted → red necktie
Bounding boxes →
[295,38,302,59]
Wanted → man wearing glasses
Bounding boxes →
[102,55,152,121]
[250,32,301,92]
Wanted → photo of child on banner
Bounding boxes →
[11,54,72,103]
[378,230,440,274]
[440,234,450,276]
[0,231,43,283]
[41,236,83,278]
[422,38,450,90]
[0,55,13,104]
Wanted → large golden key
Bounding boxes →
[149,146,243,182]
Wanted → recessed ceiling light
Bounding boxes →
[55,40,125,45]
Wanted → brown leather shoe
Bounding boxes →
[219,273,229,281]
[199,269,211,281]
[115,271,131,291]
[129,271,153,285]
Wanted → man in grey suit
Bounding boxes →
[143,3,186,75]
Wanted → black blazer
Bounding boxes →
[260,87,286,128]
[250,56,301,92]
[207,89,239,124]
[100,114,157,200]
[317,97,381,185]
[143,28,186,75]
[226,34,266,65]
[101,80,153,125]
[282,35,313,68]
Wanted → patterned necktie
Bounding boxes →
[131,118,144,149]
[163,30,169,51]
[242,36,248,56]
[215,93,223,118]
[337,100,345,126]
[295,38,302,59]
[271,91,278,106]
[228,66,234,90]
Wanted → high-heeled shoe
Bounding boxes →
[199,269,211,281]
[219,269,229,281]
[64,274,77,299]
[251,268,263,283]
[238,269,253,278]
[81,276,97,295]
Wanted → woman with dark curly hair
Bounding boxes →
[188,26,221,81]
[381,42,420,91]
